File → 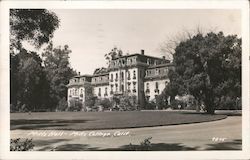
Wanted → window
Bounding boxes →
[133,70,136,79]
[128,82,131,92]
[165,81,169,87]
[128,71,131,80]
[104,87,108,96]
[115,84,118,91]
[80,89,83,97]
[146,83,150,94]
[155,69,158,75]
[76,89,78,96]
[155,82,159,94]
[121,72,124,81]
[98,88,101,97]
[133,82,136,93]
[115,73,118,81]
[110,85,114,94]
[111,74,113,82]
[121,85,124,92]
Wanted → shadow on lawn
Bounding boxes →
[179,111,241,117]
[45,141,242,151]
[33,139,71,147]
[52,143,199,151]
[10,119,92,130]
[205,139,242,150]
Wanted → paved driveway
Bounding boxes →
[11,116,241,151]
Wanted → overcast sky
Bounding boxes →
[27,9,241,74]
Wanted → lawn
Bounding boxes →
[10,111,227,130]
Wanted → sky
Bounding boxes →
[25,9,241,75]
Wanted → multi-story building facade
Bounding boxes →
[67,50,173,110]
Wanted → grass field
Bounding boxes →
[10,111,227,130]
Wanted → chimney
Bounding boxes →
[141,49,144,55]
[162,56,166,60]
[78,72,81,75]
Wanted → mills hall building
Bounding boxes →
[67,50,173,110]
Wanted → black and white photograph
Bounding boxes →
[0,0,249,160]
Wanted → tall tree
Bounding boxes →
[170,32,241,114]
[10,9,60,111]
[104,47,123,66]
[11,49,50,111]
[10,9,59,52]
[42,43,76,110]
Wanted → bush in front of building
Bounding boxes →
[216,96,241,110]
[56,97,68,111]
[94,98,113,111]
[68,98,83,111]
[118,94,138,111]
[155,94,168,110]
[145,100,156,110]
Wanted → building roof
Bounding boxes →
[147,63,174,69]
[73,74,92,78]
[112,53,167,61]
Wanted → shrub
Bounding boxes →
[68,98,83,111]
[127,137,152,151]
[217,96,240,110]
[119,95,137,111]
[155,94,167,110]
[10,138,34,151]
[145,100,156,110]
[95,98,112,110]
[57,97,68,111]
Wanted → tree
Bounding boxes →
[104,47,123,66]
[10,9,60,112]
[159,26,214,61]
[11,49,50,111]
[171,31,241,114]
[42,43,76,110]
[10,9,59,52]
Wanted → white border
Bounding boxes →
[0,1,249,160]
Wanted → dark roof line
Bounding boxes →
[74,74,93,78]
[147,63,174,69]
[112,53,167,61]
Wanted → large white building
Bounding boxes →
[67,50,173,110]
